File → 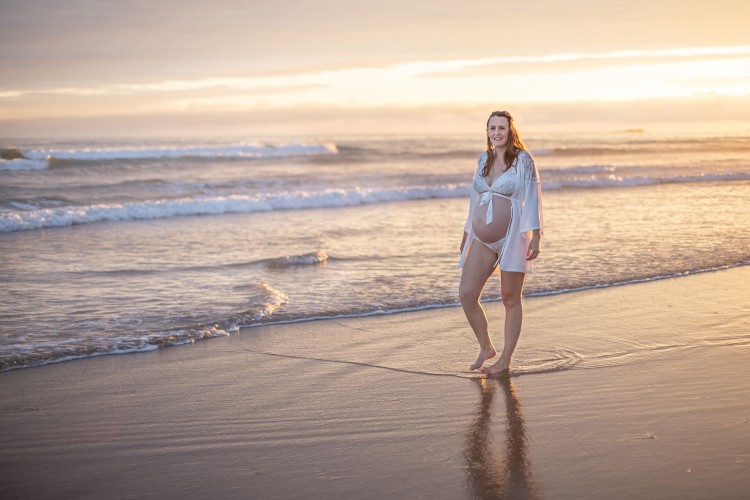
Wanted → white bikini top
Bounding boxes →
[474,166,517,196]
[473,166,517,225]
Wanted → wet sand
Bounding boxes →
[1,267,749,498]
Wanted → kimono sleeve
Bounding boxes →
[463,183,478,233]
[463,153,485,233]
[519,151,543,235]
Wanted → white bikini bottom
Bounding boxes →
[476,235,506,254]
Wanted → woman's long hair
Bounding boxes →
[482,110,526,177]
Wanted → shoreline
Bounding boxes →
[1,266,749,498]
[3,261,749,374]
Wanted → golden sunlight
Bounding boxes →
[2,46,749,121]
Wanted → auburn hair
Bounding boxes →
[482,110,526,177]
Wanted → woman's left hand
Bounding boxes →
[526,231,541,261]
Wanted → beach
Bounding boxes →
[2,265,749,498]
[2,132,750,498]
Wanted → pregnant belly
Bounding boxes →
[472,197,511,243]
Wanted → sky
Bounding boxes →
[1,0,750,137]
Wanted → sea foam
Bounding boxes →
[2,168,749,233]
[0,185,469,232]
[267,251,329,268]
[20,143,338,161]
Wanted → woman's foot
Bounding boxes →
[469,345,496,370]
[482,358,510,378]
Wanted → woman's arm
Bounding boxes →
[519,151,543,235]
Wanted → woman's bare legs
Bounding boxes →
[483,271,525,376]
[459,241,498,370]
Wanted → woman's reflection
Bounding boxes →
[464,377,539,499]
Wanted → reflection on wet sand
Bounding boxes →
[464,378,540,499]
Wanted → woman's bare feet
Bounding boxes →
[482,357,510,377]
[469,345,497,370]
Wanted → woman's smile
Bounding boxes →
[491,134,507,146]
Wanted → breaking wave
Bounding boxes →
[0,143,338,166]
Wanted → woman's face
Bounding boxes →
[487,115,510,150]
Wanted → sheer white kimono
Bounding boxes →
[459,150,544,274]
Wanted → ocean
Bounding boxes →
[1,131,749,371]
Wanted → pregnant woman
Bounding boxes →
[459,110,543,377]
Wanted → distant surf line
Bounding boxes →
[4,176,749,233]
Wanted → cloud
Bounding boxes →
[3,95,749,138]
[2,46,750,121]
